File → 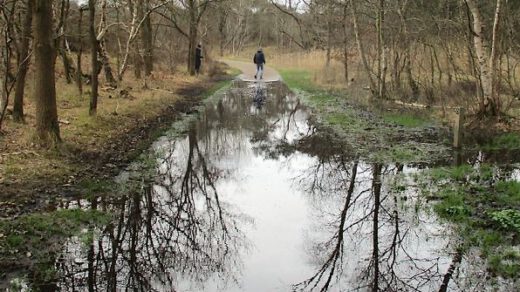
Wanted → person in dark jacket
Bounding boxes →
[195,44,203,75]
[253,48,266,80]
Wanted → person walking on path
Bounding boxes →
[253,48,266,80]
[195,44,203,75]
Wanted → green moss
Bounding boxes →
[382,112,431,128]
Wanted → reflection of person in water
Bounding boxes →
[253,83,266,109]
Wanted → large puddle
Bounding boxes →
[4,81,516,291]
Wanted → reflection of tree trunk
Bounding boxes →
[87,198,97,291]
[128,190,143,289]
[108,197,126,292]
[294,161,358,291]
[13,0,33,122]
[371,164,382,292]
[438,249,463,292]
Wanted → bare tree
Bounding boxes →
[465,0,504,116]
[33,0,61,145]
[12,0,33,122]
[88,0,99,116]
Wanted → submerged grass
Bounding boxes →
[0,209,112,254]
[382,112,431,128]
[279,68,448,163]
[419,163,520,279]
[483,133,520,150]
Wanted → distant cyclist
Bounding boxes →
[253,48,266,80]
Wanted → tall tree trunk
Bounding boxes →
[218,7,227,57]
[187,0,198,76]
[58,0,74,84]
[350,0,376,94]
[376,0,387,99]
[33,0,61,146]
[133,0,144,79]
[0,1,15,130]
[342,4,349,83]
[89,0,99,116]
[76,7,84,96]
[465,0,503,116]
[489,0,503,114]
[98,0,117,87]
[13,0,33,122]
[98,39,117,87]
[141,0,153,76]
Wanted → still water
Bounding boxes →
[7,81,507,291]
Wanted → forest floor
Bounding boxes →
[0,63,237,218]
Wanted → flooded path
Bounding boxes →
[4,81,507,291]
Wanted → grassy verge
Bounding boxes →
[0,209,112,282]
[416,164,520,278]
[0,65,236,203]
[278,68,448,163]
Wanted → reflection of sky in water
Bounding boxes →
[153,82,455,291]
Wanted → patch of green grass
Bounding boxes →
[489,249,520,278]
[429,164,473,182]
[483,133,520,150]
[278,69,316,92]
[389,146,418,162]
[434,190,471,222]
[0,209,112,254]
[382,112,431,128]
[202,78,234,99]
[489,209,520,232]
[78,178,115,198]
[494,181,520,206]
[325,112,359,128]
[420,164,520,279]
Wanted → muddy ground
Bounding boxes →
[0,73,234,218]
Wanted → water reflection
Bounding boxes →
[5,81,516,291]
[292,161,453,291]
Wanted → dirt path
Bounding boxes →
[221,59,281,82]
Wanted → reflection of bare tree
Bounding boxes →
[54,124,248,291]
[294,161,359,291]
[294,158,449,291]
